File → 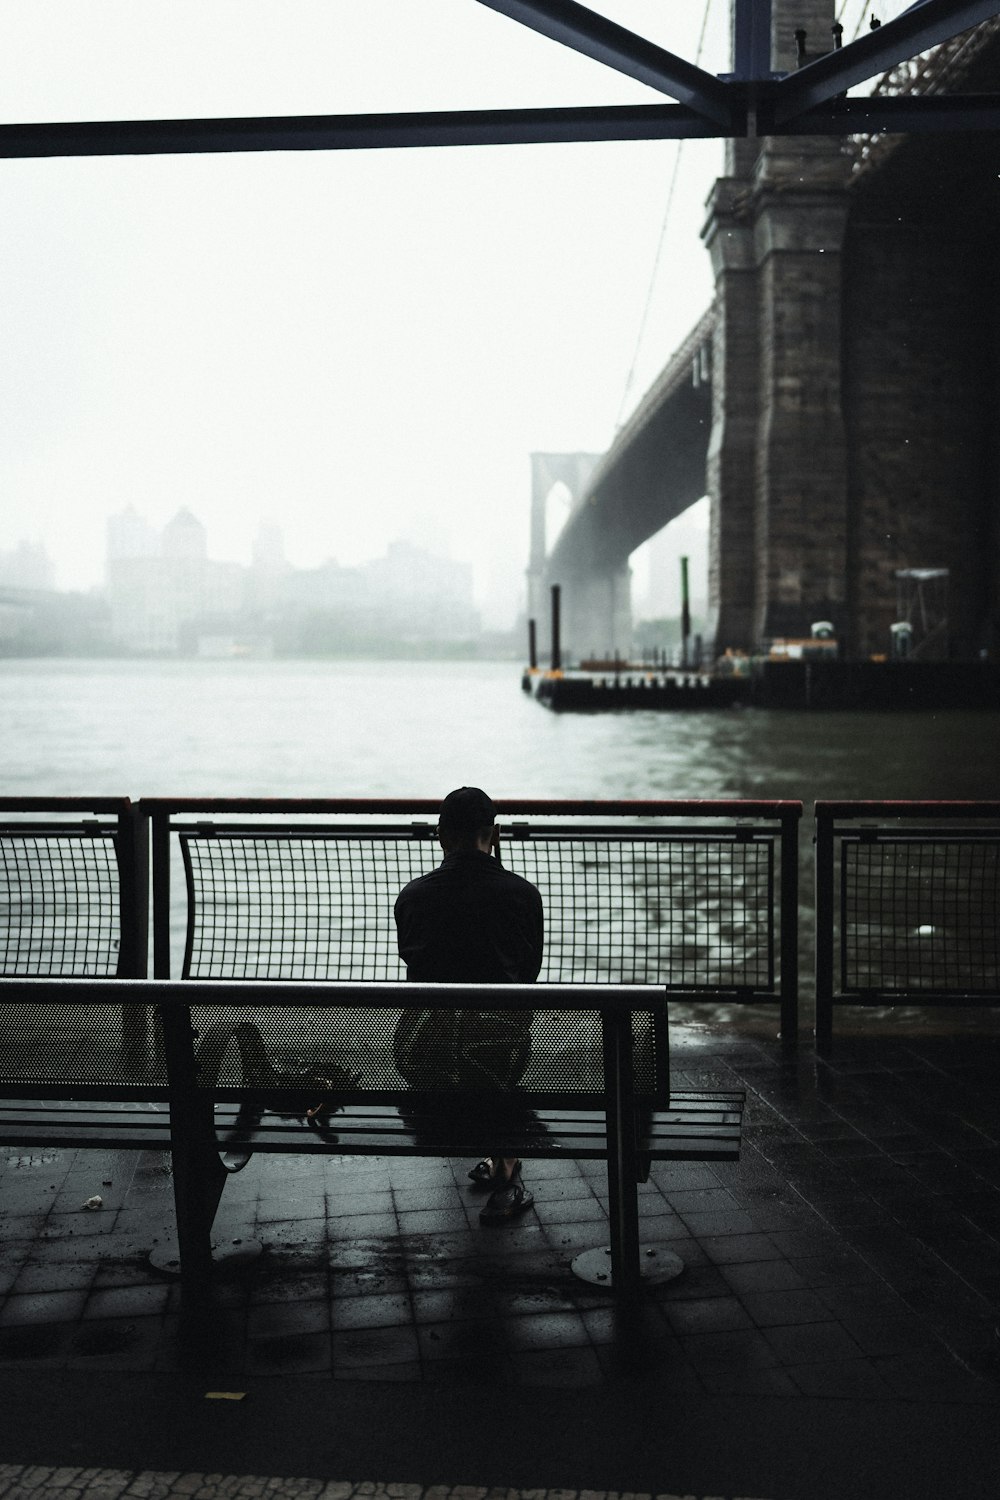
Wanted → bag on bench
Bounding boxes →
[393,1007,531,1092]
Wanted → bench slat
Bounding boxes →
[1,1097,744,1162]
[209,1099,745,1162]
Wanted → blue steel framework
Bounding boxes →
[1,1,998,160]
[143,798,802,1040]
[814,800,1000,1049]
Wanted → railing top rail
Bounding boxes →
[0,977,664,1014]
[141,796,802,820]
[0,797,132,814]
[815,800,1000,821]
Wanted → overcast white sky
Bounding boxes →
[0,0,901,625]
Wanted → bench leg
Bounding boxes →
[156,1107,228,1289]
[604,1012,641,1307]
[573,1016,688,1302]
[607,1141,641,1307]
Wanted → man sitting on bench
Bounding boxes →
[393,786,544,1223]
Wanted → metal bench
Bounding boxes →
[0,976,744,1306]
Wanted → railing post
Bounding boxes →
[151,807,172,979]
[780,807,800,1044]
[550,584,561,672]
[116,803,150,1068]
[602,1006,641,1307]
[815,804,835,1051]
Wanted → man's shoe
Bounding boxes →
[468,1157,503,1189]
[479,1176,534,1224]
[469,1157,524,1191]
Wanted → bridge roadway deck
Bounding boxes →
[1,1023,999,1500]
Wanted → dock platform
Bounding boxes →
[527,659,1000,711]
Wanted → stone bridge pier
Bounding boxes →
[525,2,1000,665]
[703,1,1000,659]
[703,3,852,653]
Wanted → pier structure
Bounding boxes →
[532,2,1000,665]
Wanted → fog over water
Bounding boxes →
[3,657,997,802]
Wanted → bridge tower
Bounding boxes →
[527,452,612,657]
[703,0,851,652]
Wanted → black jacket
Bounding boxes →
[394,850,543,983]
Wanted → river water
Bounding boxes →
[2,657,998,801]
[2,658,998,1035]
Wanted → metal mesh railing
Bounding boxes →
[181,834,436,981]
[514,835,772,988]
[180,830,775,991]
[842,838,1000,993]
[815,802,1000,1046]
[0,831,122,977]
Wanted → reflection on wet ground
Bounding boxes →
[2,1022,998,1398]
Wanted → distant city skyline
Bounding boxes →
[0,1,902,629]
[1,484,710,628]
[0,1,733,633]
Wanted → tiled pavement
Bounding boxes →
[2,1024,1000,1497]
[0,1477,769,1500]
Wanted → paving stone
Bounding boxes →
[0,1290,90,1327]
[330,1291,412,1330]
[247,1332,333,1375]
[679,1327,780,1372]
[761,1319,865,1366]
[698,1233,783,1265]
[502,1311,590,1352]
[4,1027,1000,1423]
[718,1259,806,1295]
[509,1345,605,1387]
[661,1297,754,1335]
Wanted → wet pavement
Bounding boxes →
[2,1024,1000,1499]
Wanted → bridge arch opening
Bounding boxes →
[632,496,710,660]
[544,481,573,557]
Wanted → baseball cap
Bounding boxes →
[438,786,495,836]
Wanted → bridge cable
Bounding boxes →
[613,0,715,433]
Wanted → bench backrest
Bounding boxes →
[184,992,666,1107]
[0,979,668,1111]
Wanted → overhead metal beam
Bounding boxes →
[762,91,1000,134]
[0,103,731,160]
[5,89,1000,161]
[4,3,1000,164]
[474,0,734,126]
[732,0,774,81]
[769,0,1000,124]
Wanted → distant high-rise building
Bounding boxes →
[0,540,55,591]
[106,505,212,652]
[100,508,482,655]
[252,521,286,572]
[248,521,290,614]
[161,507,207,562]
[106,506,157,566]
[362,541,479,640]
